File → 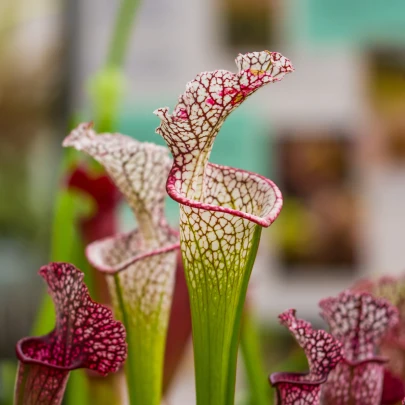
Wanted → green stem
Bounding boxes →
[106,0,141,69]
[113,275,137,405]
[89,0,141,132]
[32,150,91,336]
[185,220,263,405]
[1,361,17,405]
[112,274,165,405]
[240,307,270,405]
[226,226,262,405]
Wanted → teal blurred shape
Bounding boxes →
[287,0,405,45]
[118,103,274,225]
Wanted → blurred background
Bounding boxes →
[1,0,405,403]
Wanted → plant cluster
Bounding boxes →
[11,49,405,405]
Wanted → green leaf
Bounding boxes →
[0,361,17,405]
[88,68,126,133]
[65,370,89,405]
[240,309,271,405]
[32,187,95,336]
[30,150,95,405]
[106,0,142,69]
[225,226,263,405]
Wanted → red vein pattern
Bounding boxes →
[320,291,399,405]
[270,309,343,405]
[155,50,293,404]
[154,50,292,222]
[64,123,174,241]
[14,263,127,405]
[353,277,405,361]
[153,51,292,305]
[353,276,405,404]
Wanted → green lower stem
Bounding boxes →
[113,274,165,405]
[187,225,263,405]
[113,275,138,405]
[226,226,262,405]
[240,307,270,405]
[106,0,141,68]
[81,371,123,405]
[1,361,17,405]
[65,370,89,405]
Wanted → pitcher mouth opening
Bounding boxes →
[167,163,283,227]
[86,225,180,274]
[16,337,82,371]
[269,371,327,387]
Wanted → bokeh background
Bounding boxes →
[1,0,405,403]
